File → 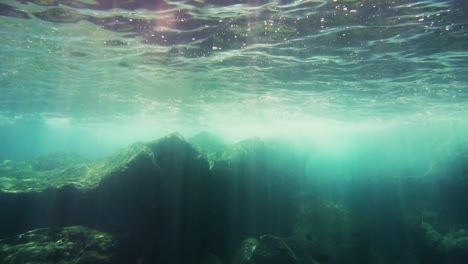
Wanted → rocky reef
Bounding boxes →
[0,132,467,264]
[0,226,116,264]
[0,133,211,263]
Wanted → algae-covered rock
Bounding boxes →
[234,238,259,264]
[0,160,14,172]
[0,142,152,193]
[235,236,298,264]
[419,221,468,262]
[249,235,298,264]
[0,226,116,264]
[31,152,84,171]
[217,137,264,163]
[0,140,158,238]
[0,160,38,181]
[0,133,212,263]
[442,229,468,253]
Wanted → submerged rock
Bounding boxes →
[0,143,152,193]
[0,133,313,263]
[31,152,84,171]
[419,221,468,263]
[188,132,227,166]
[207,137,308,257]
[249,235,298,264]
[292,198,353,255]
[0,133,211,263]
[235,236,298,264]
[0,160,14,172]
[0,226,116,264]
[234,238,259,264]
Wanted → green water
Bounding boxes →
[1,0,467,154]
[0,0,468,263]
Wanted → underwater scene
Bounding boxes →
[0,0,468,263]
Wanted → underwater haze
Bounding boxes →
[1,0,468,264]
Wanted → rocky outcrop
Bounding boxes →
[0,226,116,264]
[235,235,298,264]
[2,132,467,264]
[0,133,310,263]
[415,217,468,263]
[0,133,211,263]
[188,132,227,167]
[207,138,308,258]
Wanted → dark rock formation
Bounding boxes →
[3,132,467,264]
[0,226,116,264]
[414,216,468,264]
[290,197,353,263]
[235,235,298,264]
[249,235,298,264]
[0,133,211,263]
[207,138,308,259]
[0,133,310,263]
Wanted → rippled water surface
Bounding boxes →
[0,0,467,146]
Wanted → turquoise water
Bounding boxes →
[0,0,468,263]
[1,0,467,152]
[0,0,466,163]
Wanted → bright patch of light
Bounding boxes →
[45,117,71,126]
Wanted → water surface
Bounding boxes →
[0,0,467,155]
